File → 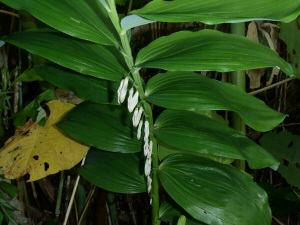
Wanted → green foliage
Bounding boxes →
[146,71,285,131]
[136,30,293,75]
[158,154,272,225]
[1,0,119,45]
[154,109,278,169]
[0,181,19,225]
[57,102,143,153]
[2,30,128,81]
[13,89,56,127]
[177,216,186,225]
[14,68,44,83]
[1,0,298,224]
[259,183,300,216]
[36,64,119,105]
[130,0,300,23]
[260,131,300,189]
[79,148,147,193]
[159,199,206,225]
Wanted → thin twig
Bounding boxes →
[63,156,87,225]
[78,186,96,225]
[293,189,300,199]
[0,10,20,18]
[13,69,19,114]
[273,216,286,225]
[277,123,300,127]
[249,77,296,95]
[73,199,79,224]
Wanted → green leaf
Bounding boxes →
[279,18,300,75]
[0,41,4,48]
[116,0,129,6]
[159,154,272,225]
[177,216,186,225]
[158,144,234,165]
[259,183,300,216]
[13,89,56,127]
[36,64,119,105]
[79,148,146,193]
[0,182,19,198]
[159,199,206,225]
[15,68,44,83]
[154,110,278,169]
[260,131,300,189]
[1,0,119,45]
[2,29,128,82]
[135,30,293,76]
[57,102,142,153]
[146,71,285,132]
[131,0,300,24]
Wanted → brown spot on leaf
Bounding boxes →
[44,162,49,171]
[8,145,22,153]
[33,155,39,160]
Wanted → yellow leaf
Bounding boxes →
[0,100,90,181]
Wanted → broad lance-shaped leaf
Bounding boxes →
[131,0,300,24]
[2,29,128,82]
[154,110,278,169]
[159,154,272,225]
[1,0,119,45]
[135,30,293,76]
[0,100,89,181]
[79,148,146,193]
[57,102,143,153]
[146,71,285,132]
[36,64,119,105]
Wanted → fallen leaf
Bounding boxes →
[55,88,84,105]
[246,21,262,89]
[259,23,281,85]
[0,100,89,181]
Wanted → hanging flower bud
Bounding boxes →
[132,108,139,126]
[144,140,149,157]
[147,141,153,159]
[137,120,143,140]
[132,107,143,127]
[117,77,129,104]
[117,79,124,104]
[145,158,151,176]
[128,89,139,112]
[144,121,149,142]
[147,176,152,193]
[127,88,134,111]
[150,198,152,205]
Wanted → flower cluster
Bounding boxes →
[117,77,153,202]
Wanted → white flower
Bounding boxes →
[137,120,143,140]
[128,88,139,112]
[117,77,129,104]
[132,107,143,127]
[145,158,151,176]
[147,141,153,159]
[147,176,152,193]
[144,140,149,157]
[144,121,149,142]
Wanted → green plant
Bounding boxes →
[0,0,300,224]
